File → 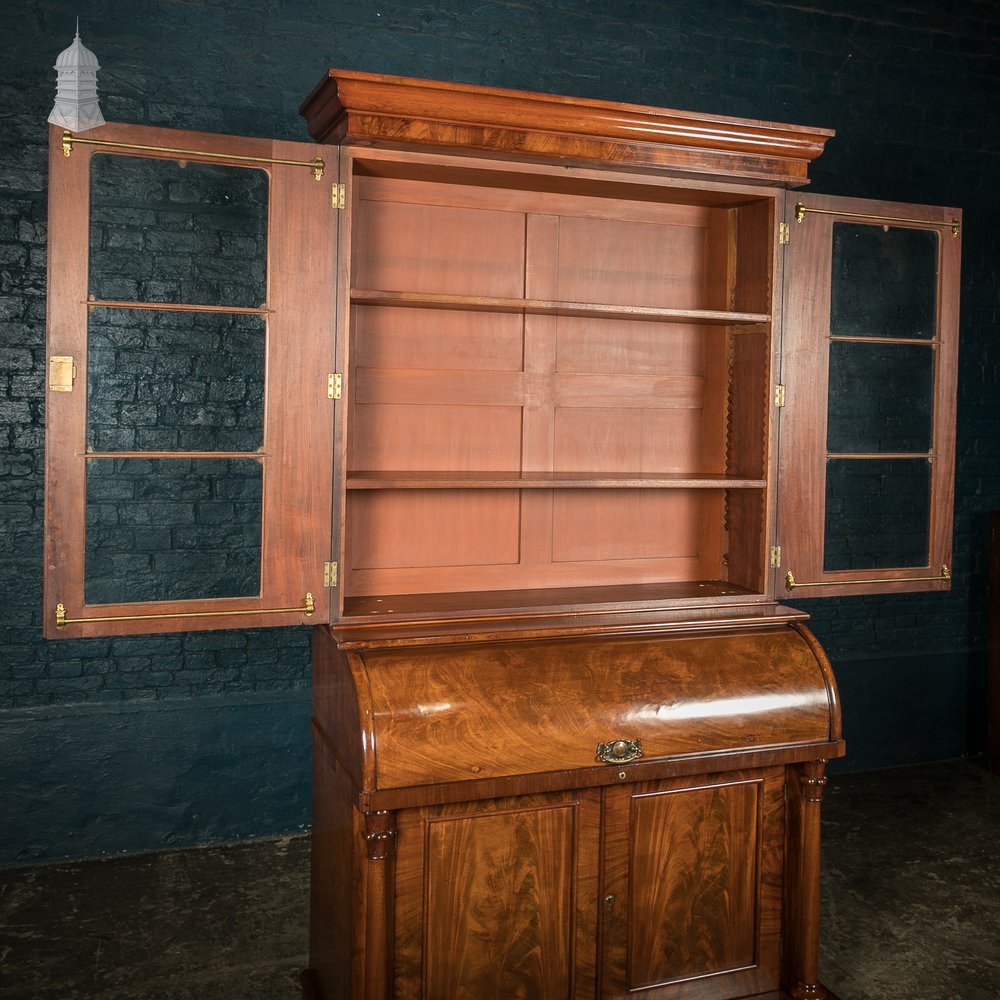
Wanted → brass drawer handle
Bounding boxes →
[596,738,642,764]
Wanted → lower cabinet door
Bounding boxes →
[601,768,785,1000]
[392,788,602,1000]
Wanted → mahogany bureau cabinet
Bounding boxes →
[43,70,962,1000]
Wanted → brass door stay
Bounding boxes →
[60,129,325,180]
[794,201,960,237]
[55,593,315,630]
[785,566,950,591]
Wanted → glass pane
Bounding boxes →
[84,457,263,604]
[827,341,934,454]
[89,154,268,307]
[830,223,938,339]
[87,307,265,452]
[823,458,931,571]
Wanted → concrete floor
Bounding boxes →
[819,758,1000,1000]
[1,759,997,1000]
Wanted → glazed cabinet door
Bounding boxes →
[776,192,961,598]
[392,789,602,1000]
[601,769,785,1000]
[44,122,337,637]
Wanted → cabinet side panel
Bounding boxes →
[308,734,358,1000]
[727,330,770,482]
[725,488,766,594]
[733,199,775,316]
[311,626,369,787]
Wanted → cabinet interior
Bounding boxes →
[342,160,776,618]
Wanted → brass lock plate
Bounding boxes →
[596,737,642,764]
[49,355,76,392]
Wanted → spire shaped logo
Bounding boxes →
[48,20,105,132]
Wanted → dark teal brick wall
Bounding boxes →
[2,0,998,864]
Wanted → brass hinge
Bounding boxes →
[774,384,786,407]
[327,373,342,399]
[324,561,338,588]
[770,546,782,568]
[49,355,77,392]
[332,182,346,209]
[779,221,790,245]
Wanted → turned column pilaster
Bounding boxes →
[784,759,830,1000]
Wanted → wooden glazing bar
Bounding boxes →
[828,335,938,346]
[84,451,263,461]
[825,452,932,461]
[86,299,270,315]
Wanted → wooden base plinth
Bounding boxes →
[300,968,842,1000]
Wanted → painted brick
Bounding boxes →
[0,0,998,860]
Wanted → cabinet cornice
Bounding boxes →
[300,68,834,187]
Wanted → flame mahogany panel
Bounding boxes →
[601,769,784,1000]
[393,791,600,1000]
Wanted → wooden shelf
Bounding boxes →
[332,600,807,646]
[346,471,768,490]
[341,580,767,623]
[351,289,770,326]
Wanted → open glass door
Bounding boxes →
[44,123,337,637]
[776,192,960,598]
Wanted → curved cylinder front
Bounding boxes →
[351,623,839,791]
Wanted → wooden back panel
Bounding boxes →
[343,166,776,603]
